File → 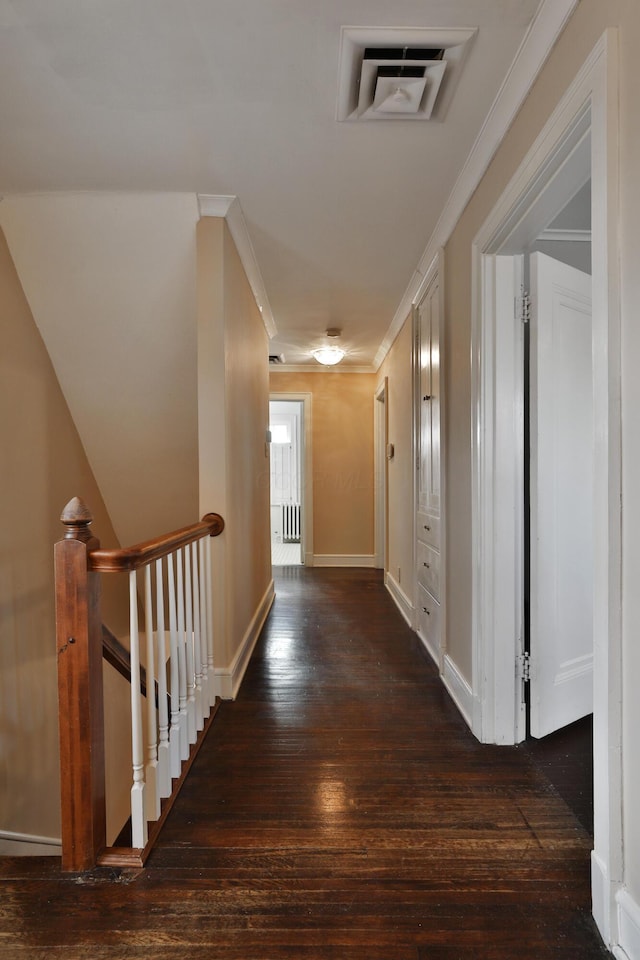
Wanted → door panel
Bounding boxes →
[529,252,593,738]
[415,266,443,669]
[417,278,440,515]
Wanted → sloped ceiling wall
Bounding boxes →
[0,193,201,545]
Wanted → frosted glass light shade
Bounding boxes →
[312,346,345,366]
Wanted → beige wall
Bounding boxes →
[378,317,415,600]
[0,226,127,845]
[0,193,201,547]
[223,225,272,658]
[198,218,272,681]
[441,0,640,912]
[269,371,376,559]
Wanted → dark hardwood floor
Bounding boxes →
[524,715,593,836]
[0,567,610,958]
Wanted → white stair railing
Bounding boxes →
[127,534,218,849]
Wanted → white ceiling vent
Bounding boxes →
[336,27,477,122]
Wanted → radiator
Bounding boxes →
[281,503,301,543]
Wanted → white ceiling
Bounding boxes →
[0,0,542,368]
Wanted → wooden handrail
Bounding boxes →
[88,512,224,573]
[55,497,225,872]
[102,624,149,698]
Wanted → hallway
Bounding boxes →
[1,568,609,958]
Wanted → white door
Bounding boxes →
[529,252,593,738]
[417,276,441,516]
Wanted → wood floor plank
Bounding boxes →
[0,568,609,957]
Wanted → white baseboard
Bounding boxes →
[442,653,473,728]
[313,554,376,568]
[384,572,414,628]
[592,851,616,949]
[0,829,62,856]
[417,629,440,669]
[215,579,275,700]
[616,888,640,960]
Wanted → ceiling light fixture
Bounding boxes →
[312,329,346,366]
[312,345,346,366]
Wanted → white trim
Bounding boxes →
[270,363,376,374]
[384,571,414,628]
[198,194,276,339]
[590,34,623,952]
[539,227,591,243]
[412,250,442,307]
[471,30,622,952]
[442,654,473,729]
[592,851,616,949]
[616,890,640,960]
[215,580,275,700]
[374,379,387,570]
[313,554,375,568]
[470,253,526,745]
[375,0,580,370]
[417,627,440,670]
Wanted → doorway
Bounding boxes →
[472,103,593,745]
[470,33,621,944]
[374,380,387,570]
[269,400,303,566]
[269,393,314,568]
[523,242,593,833]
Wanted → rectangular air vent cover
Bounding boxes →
[337,27,476,122]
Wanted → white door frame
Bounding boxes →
[374,379,388,570]
[269,392,314,566]
[470,32,621,946]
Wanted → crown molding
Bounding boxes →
[270,363,376,375]
[538,227,591,243]
[375,0,581,369]
[198,194,276,338]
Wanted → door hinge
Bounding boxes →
[517,650,531,683]
[515,293,530,324]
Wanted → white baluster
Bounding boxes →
[144,565,160,822]
[205,534,215,705]
[166,552,182,779]
[155,557,171,798]
[129,570,148,849]
[176,548,189,761]
[183,545,197,745]
[199,537,210,718]
[192,541,204,730]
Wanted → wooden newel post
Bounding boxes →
[55,497,106,871]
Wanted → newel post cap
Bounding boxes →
[60,497,94,541]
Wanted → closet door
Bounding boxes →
[417,277,440,516]
[415,271,442,666]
